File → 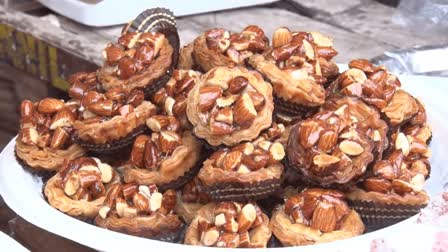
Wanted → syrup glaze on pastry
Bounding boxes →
[69,72,156,152]
[270,188,364,246]
[16,98,85,172]
[197,130,285,201]
[328,59,425,127]
[44,157,118,218]
[122,116,202,189]
[186,66,274,146]
[95,183,182,240]
[98,8,180,96]
[287,103,375,186]
[322,96,389,159]
[249,28,338,119]
[180,25,268,72]
[184,202,271,248]
[151,69,201,128]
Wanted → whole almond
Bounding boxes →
[50,107,76,130]
[198,86,222,112]
[311,201,337,232]
[38,98,64,114]
[20,100,34,118]
[364,178,392,193]
[228,76,249,94]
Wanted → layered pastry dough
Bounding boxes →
[328,59,424,127]
[68,72,157,152]
[197,131,285,201]
[185,202,271,248]
[248,28,338,119]
[179,25,268,72]
[16,98,85,172]
[186,66,273,146]
[287,103,375,186]
[44,157,119,218]
[94,183,182,240]
[270,188,364,246]
[97,8,180,96]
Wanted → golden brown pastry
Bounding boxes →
[184,202,271,248]
[174,178,211,223]
[249,28,339,121]
[69,72,157,153]
[328,59,424,127]
[97,8,180,96]
[44,157,119,218]
[270,188,364,246]
[286,104,375,186]
[95,183,183,241]
[347,124,431,229]
[197,131,285,201]
[186,66,274,146]
[123,115,201,188]
[179,25,268,72]
[15,98,85,173]
[322,96,389,159]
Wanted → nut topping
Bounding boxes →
[272,27,292,48]
[38,98,64,114]
[233,93,257,128]
[237,204,256,232]
[339,140,364,156]
[228,76,249,94]
[199,86,223,112]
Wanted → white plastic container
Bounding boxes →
[37,0,277,27]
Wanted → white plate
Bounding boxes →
[0,74,447,251]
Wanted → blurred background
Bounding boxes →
[0,0,447,250]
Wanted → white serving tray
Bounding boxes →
[0,74,447,251]
[37,0,277,27]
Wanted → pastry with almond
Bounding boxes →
[121,112,202,190]
[174,178,211,223]
[15,98,85,175]
[347,125,431,230]
[184,202,271,248]
[322,96,389,159]
[94,183,183,241]
[178,25,268,72]
[249,28,339,123]
[197,133,285,201]
[44,157,119,218]
[270,188,364,246]
[286,104,375,187]
[328,59,425,127]
[186,66,274,147]
[151,69,201,128]
[69,72,157,154]
[98,8,180,97]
